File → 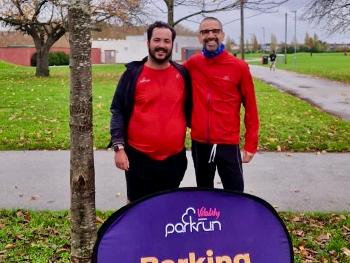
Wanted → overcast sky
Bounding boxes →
[149,0,350,44]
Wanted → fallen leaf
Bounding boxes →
[341,247,350,257]
[5,244,16,249]
[292,216,302,222]
[317,233,331,242]
[294,229,304,237]
[30,195,40,200]
[96,216,104,224]
[339,215,346,220]
[16,210,24,217]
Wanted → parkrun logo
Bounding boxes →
[140,249,251,263]
[165,207,222,237]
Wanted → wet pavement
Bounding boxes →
[1,66,350,212]
[1,150,349,212]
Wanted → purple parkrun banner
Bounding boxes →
[93,188,293,263]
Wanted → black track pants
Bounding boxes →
[191,140,244,192]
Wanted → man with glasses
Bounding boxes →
[184,17,259,192]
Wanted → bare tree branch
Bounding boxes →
[303,0,350,33]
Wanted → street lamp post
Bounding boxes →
[292,10,297,64]
[284,12,287,64]
[262,26,265,53]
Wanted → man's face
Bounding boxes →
[198,19,225,52]
[148,27,173,64]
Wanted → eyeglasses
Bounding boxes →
[199,29,222,35]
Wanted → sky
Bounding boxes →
[1,0,348,44]
[149,0,350,44]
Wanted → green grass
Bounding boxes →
[249,52,350,84]
[0,61,123,150]
[255,79,350,152]
[1,60,350,152]
[0,210,349,262]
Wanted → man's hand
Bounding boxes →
[242,150,255,163]
[114,150,129,171]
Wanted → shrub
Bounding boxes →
[31,51,69,66]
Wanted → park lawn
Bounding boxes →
[1,60,350,152]
[0,61,123,150]
[0,209,349,262]
[249,52,350,84]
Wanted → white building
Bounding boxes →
[92,34,201,64]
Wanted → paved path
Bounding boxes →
[1,151,349,212]
[1,66,350,212]
[250,65,350,121]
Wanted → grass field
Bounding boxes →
[248,52,350,84]
[1,60,350,152]
[0,210,349,262]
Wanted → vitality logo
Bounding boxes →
[165,207,222,237]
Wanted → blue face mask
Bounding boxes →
[202,43,225,58]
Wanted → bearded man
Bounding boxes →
[110,21,192,202]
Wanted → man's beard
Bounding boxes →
[148,47,172,64]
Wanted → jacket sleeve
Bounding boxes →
[110,71,128,148]
[240,63,260,153]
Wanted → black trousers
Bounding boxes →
[125,145,187,202]
[191,140,244,192]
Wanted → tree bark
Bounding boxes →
[35,46,50,77]
[165,0,174,27]
[68,0,96,262]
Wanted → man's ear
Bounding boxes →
[197,34,203,44]
[220,32,226,42]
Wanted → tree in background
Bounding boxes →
[251,33,260,52]
[270,33,278,52]
[152,0,288,27]
[0,0,144,77]
[304,0,350,33]
[303,32,328,55]
[245,39,250,53]
[225,36,237,54]
[68,0,95,261]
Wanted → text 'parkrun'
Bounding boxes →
[165,207,222,237]
[140,249,251,263]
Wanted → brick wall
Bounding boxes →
[0,47,101,66]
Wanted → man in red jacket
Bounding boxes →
[110,21,191,202]
[184,17,259,192]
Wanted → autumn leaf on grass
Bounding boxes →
[317,233,331,243]
[293,229,304,237]
[96,216,104,224]
[342,247,350,257]
[5,244,16,250]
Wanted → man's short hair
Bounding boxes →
[147,21,176,42]
[199,17,223,30]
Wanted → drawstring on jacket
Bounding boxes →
[208,144,217,163]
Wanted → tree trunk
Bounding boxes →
[35,46,50,77]
[68,1,96,262]
[166,0,174,27]
[240,0,245,60]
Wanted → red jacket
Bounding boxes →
[185,51,259,153]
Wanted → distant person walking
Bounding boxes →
[184,17,259,192]
[269,50,277,71]
[109,21,191,202]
